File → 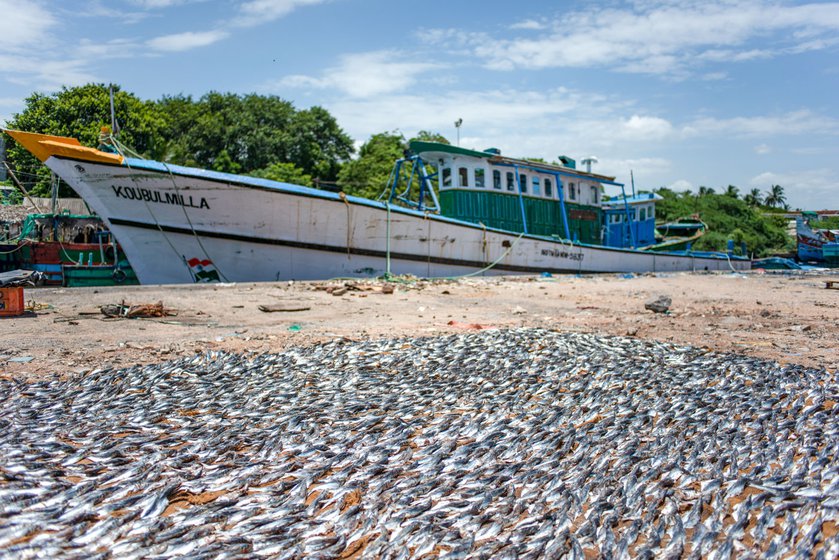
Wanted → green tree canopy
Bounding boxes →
[764,184,787,208]
[159,93,353,180]
[653,188,791,257]
[249,162,313,187]
[337,132,405,200]
[744,188,763,207]
[4,83,166,196]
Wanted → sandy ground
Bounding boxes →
[2,271,838,378]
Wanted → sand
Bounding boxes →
[2,271,837,378]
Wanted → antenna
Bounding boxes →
[580,156,599,173]
[630,170,636,197]
[454,118,463,146]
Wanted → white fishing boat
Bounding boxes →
[4,129,749,284]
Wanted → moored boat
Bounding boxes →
[4,129,749,284]
[1,210,138,286]
[797,212,839,266]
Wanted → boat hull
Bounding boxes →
[44,156,749,284]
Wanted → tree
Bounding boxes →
[337,132,405,200]
[764,184,787,208]
[4,84,167,196]
[287,106,354,181]
[724,185,739,198]
[698,186,715,196]
[249,162,313,187]
[653,187,791,256]
[744,188,763,207]
[159,93,353,180]
[411,130,450,145]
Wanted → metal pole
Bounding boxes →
[3,161,44,213]
[514,164,528,234]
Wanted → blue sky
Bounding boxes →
[1,0,838,209]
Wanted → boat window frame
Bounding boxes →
[544,178,552,198]
[569,182,576,201]
[458,167,469,188]
[640,207,646,221]
[506,171,515,192]
[492,169,501,189]
[442,167,452,188]
[519,173,528,194]
[532,175,540,196]
[475,168,485,188]
[591,185,599,205]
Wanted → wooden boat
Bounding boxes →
[4,130,749,284]
[1,211,138,286]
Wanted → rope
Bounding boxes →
[110,137,229,282]
[111,144,185,267]
[160,161,229,282]
[438,232,526,280]
[0,239,31,254]
[385,201,392,279]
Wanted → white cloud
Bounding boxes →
[426,1,839,76]
[0,1,55,51]
[682,110,839,138]
[234,0,330,27]
[510,19,546,31]
[0,54,97,90]
[147,30,229,52]
[621,115,673,141]
[276,51,442,98]
[754,143,771,155]
[669,179,695,192]
[749,169,837,210]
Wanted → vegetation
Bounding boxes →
[249,162,313,188]
[4,84,353,197]
[336,130,450,200]
[654,187,792,257]
[1,83,805,257]
[4,84,167,197]
[809,216,839,230]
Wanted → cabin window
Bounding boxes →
[640,208,646,221]
[569,182,576,200]
[649,206,655,219]
[506,172,515,191]
[475,168,485,188]
[591,186,599,204]
[519,173,527,193]
[458,167,469,187]
[544,178,552,198]
[532,176,540,196]
[493,170,501,189]
[442,168,452,188]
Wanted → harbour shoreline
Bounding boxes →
[2,271,837,378]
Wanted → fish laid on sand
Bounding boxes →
[1,329,837,559]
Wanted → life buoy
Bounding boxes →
[112,268,127,283]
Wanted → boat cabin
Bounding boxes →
[406,141,657,248]
[601,193,661,248]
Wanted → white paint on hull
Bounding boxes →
[46,157,749,284]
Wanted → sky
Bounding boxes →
[1,0,838,209]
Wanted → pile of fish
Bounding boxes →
[1,329,837,558]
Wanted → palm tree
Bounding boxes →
[698,186,715,196]
[744,188,763,207]
[724,185,740,198]
[764,184,787,208]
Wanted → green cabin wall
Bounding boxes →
[439,189,602,244]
